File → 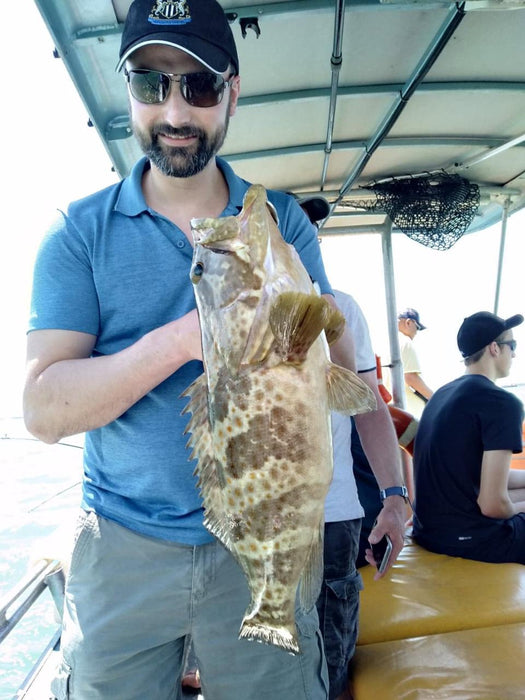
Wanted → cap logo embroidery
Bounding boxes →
[149,1,191,25]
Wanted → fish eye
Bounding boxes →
[191,262,204,284]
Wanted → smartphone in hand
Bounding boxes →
[371,533,393,575]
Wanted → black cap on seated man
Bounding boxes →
[457,311,524,359]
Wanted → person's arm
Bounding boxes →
[353,370,407,578]
[324,294,406,577]
[404,371,433,400]
[508,468,525,491]
[23,310,202,444]
[505,467,525,513]
[477,450,521,518]
[322,294,357,372]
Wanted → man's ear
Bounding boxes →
[488,341,499,357]
[229,75,241,116]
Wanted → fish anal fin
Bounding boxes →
[269,292,330,362]
[326,363,377,415]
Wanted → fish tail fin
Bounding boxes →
[326,362,377,415]
[239,618,300,655]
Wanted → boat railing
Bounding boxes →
[0,559,65,645]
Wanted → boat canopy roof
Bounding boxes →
[34,0,525,239]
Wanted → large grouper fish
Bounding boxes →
[182,184,376,654]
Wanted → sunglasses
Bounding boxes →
[124,68,233,108]
[497,339,517,352]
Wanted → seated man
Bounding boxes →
[413,311,525,564]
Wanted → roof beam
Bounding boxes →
[104,80,525,141]
[222,136,525,163]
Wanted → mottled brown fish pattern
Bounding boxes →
[182,184,375,653]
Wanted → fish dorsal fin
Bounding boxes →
[326,363,377,415]
[298,520,325,612]
[180,374,234,551]
[269,292,331,362]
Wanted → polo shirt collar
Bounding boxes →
[115,156,249,218]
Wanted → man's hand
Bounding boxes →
[365,497,408,580]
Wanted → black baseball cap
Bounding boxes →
[457,311,523,358]
[398,308,426,331]
[116,0,239,75]
[288,193,330,225]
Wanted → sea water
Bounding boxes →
[0,418,83,699]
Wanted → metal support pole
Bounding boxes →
[320,0,345,188]
[493,198,510,315]
[381,219,406,409]
[45,567,66,622]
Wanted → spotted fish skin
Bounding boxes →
[183,184,375,654]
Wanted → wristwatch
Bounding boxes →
[379,485,409,502]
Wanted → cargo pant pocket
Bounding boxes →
[68,510,97,574]
[323,571,363,666]
[50,657,72,699]
[296,608,330,698]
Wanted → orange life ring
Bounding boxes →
[388,405,418,456]
[376,355,392,405]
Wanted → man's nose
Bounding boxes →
[162,81,193,120]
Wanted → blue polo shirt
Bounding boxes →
[29,157,333,544]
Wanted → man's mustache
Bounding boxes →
[152,125,203,140]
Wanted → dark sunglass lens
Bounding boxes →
[130,71,169,104]
[182,72,224,107]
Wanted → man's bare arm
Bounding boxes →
[23,310,202,444]
[478,450,520,518]
[404,371,433,400]
[354,370,407,577]
[324,290,407,576]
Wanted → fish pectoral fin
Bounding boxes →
[269,292,331,362]
[298,521,325,613]
[326,363,377,415]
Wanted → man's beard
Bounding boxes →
[134,115,229,178]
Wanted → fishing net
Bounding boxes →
[365,173,480,250]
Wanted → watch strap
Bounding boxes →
[379,485,409,502]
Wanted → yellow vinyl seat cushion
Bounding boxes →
[350,622,525,700]
[358,538,525,645]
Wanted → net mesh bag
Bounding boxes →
[366,173,480,250]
